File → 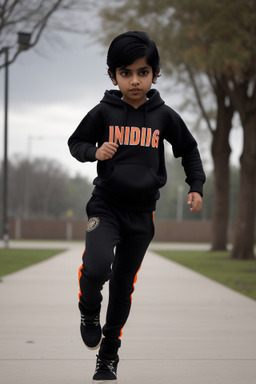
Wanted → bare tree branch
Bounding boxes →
[185,63,214,135]
[0,0,99,69]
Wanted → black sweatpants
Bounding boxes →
[78,195,154,353]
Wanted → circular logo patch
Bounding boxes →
[86,217,100,232]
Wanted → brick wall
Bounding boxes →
[7,218,240,243]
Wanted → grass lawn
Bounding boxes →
[0,248,66,281]
[155,250,256,301]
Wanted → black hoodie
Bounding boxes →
[68,89,206,211]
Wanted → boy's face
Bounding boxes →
[110,57,158,109]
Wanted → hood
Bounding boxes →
[100,88,165,111]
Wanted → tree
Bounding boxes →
[166,2,235,250]
[8,156,70,218]
[224,78,256,259]
[182,66,234,250]
[2,155,94,219]
[171,0,256,259]
[96,0,256,259]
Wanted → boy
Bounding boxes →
[68,31,205,383]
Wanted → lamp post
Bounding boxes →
[2,46,9,246]
[2,32,31,246]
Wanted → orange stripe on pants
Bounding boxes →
[78,248,85,301]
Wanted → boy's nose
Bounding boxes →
[131,75,140,85]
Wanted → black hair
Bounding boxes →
[107,31,160,80]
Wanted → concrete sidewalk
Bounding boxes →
[0,241,256,384]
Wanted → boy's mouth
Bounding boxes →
[130,88,142,93]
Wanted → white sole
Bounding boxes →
[92,381,117,384]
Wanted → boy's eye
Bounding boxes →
[120,71,130,77]
[139,70,149,76]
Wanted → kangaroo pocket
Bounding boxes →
[105,163,159,198]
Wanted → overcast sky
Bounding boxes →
[0,30,242,182]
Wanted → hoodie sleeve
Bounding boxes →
[68,108,103,163]
[182,146,206,196]
[165,111,206,196]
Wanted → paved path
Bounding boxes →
[0,241,256,384]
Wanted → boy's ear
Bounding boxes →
[152,69,160,84]
[108,70,118,86]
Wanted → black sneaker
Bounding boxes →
[80,313,102,350]
[92,354,119,383]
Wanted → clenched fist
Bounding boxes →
[95,142,119,161]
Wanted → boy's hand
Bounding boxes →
[187,192,203,213]
[95,142,119,161]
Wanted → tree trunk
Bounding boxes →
[187,69,233,251]
[231,116,256,260]
[211,87,233,250]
